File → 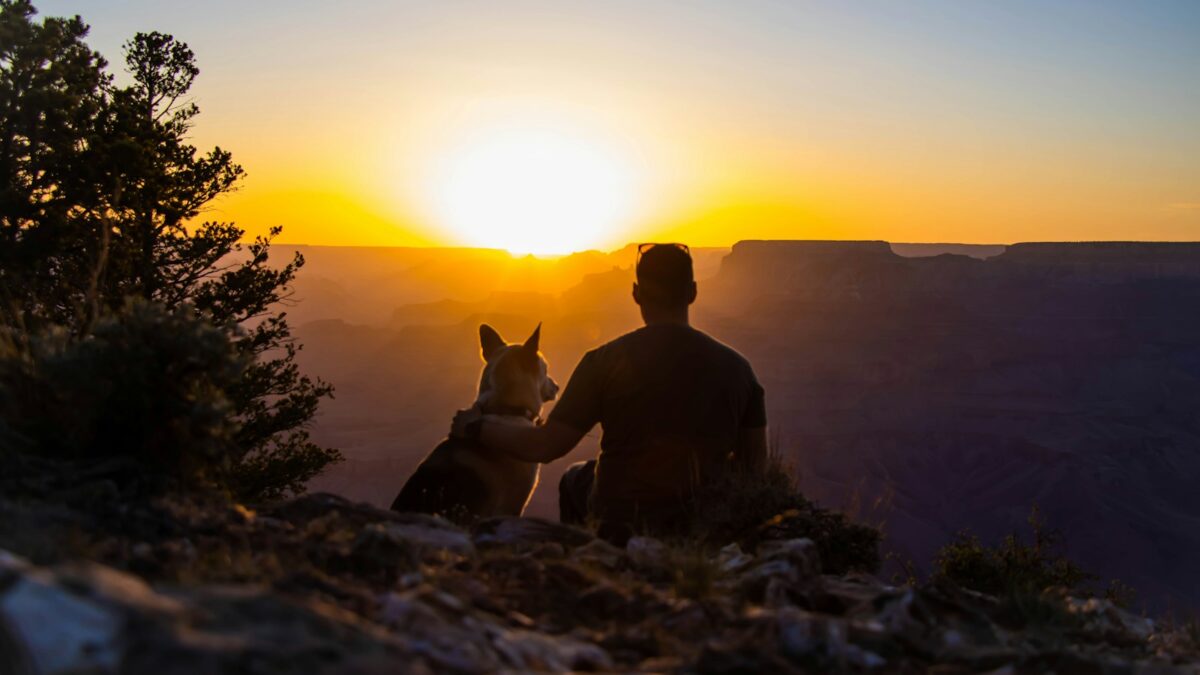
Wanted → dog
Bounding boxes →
[390,323,559,520]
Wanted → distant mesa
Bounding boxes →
[890,243,1007,259]
[714,239,1200,295]
[719,240,898,275]
[994,241,1200,279]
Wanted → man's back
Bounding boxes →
[549,323,766,529]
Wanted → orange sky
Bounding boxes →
[45,1,1200,253]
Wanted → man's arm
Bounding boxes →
[734,367,768,473]
[733,425,768,473]
[453,347,601,463]
[480,419,586,464]
[449,406,588,464]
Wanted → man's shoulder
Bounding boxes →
[591,326,656,353]
[690,328,757,372]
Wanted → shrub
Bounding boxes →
[226,437,344,502]
[0,4,340,500]
[686,451,882,574]
[0,299,248,488]
[933,506,1094,597]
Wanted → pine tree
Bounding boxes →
[0,1,340,499]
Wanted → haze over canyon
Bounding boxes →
[277,239,1200,613]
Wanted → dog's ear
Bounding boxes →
[479,324,506,361]
[519,323,541,370]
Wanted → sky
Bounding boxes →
[35,0,1200,252]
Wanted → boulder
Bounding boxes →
[716,543,755,573]
[625,536,668,572]
[358,521,475,564]
[472,517,594,549]
[0,560,127,675]
[569,538,625,570]
[732,539,823,605]
[757,538,821,578]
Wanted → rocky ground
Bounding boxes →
[1,476,1198,674]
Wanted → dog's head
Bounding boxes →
[476,323,559,416]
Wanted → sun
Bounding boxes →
[423,122,639,255]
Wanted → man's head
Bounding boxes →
[633,243,696,318]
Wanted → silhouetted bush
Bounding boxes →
[0,3,340,500]
[933,507,1093,597]
[0,300,246,488]
[687,451,881,574]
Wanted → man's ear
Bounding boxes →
[479,324,506,361]
[686,281,698,305]
[519,323,541,370]
[632,282,642,306]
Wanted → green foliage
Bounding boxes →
[0,300,246,486]
[933,507,1094,597]
[991,586,1084,636]
[1103,578,1138,609]
[0,0,111,319]
[226,429,343,502]
[687,451,882,574]
[0,3,339,498]
[665,542,721,600]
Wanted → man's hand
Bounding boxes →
[450,404,483,439]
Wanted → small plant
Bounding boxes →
[665,542,721,600]
[886,551,919,587]
[933,506,1093,597]
[993,585,1083,636]
[1147,611,1200,659]
[685,449,881,574]
[1103,579,1138,609]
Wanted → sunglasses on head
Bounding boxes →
[636,242,690,266]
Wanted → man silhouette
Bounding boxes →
[452,243,767,542]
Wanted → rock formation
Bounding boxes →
[1,489,1195,673]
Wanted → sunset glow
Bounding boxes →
[42,0,1200,251]
[421,122,640,255]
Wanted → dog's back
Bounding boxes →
[391,323,557,520]
[390,437,492,517]
[390,433,539,518]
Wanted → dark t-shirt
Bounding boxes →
[548,324,766,528]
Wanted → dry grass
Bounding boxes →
[683,448,881,574]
